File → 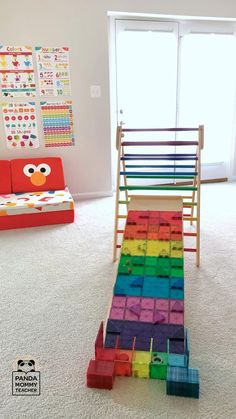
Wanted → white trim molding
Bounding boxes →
[73,191,113,201]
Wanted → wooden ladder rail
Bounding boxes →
[113,125,204,266]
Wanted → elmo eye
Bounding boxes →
[23,164,37,177]
[37,163,51,176]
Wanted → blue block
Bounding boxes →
[168,354,187,368]
[114,275,143,296]
[166,367,200,398]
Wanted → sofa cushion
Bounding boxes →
[11,157,65,193]
[0,160,12,194]
[0,187,74,216]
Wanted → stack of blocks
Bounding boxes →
[87,208,200,397]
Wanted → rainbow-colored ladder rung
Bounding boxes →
[87,196,200,398]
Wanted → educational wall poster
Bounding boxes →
[36,47,71,96]
[0,46,36,97]
[2,102,39,149]
[40,101,74,147]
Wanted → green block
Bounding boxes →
[118,265,130,275]
[171,267,184,277]
[171,258,184,268]
[150,352,168,380]
[132,266,145,275]
[157,266,171,277]
[131,256,145,266]
[145,257,157,267]
[145,266,157,276]
[158,258,171,268]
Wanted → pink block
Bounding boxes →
[169,312,184,325]
[170,300,184,312]
[141,298,155,310]
[112,296,126,308]
[109,308,125,320]
[155,299,169,311]
[126,297,141,307]
[139,310,153,323]
[124,309,139,321]
[154,310,168,324]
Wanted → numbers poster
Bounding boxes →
[0,46,36,97]
[41,101,74,147]
[2,102,39,149]
[36,47,71,96]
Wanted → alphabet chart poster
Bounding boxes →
[0,46,36,97]
[2,102,39,149]
[36,47,71,96]
[40,101,74,147]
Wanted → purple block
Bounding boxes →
[104,333,118,348]
[106,319,123,334]
[169,340,185,354]
[120,335,135,350]
[153,338,167,352]
[135,336,152,351]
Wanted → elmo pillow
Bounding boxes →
[0,160,12,194]
[11,157,65,193]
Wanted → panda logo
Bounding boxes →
[17,360,35,373]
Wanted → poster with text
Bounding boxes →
[40,101,74,147]
[2,102,39,149]
[36,47,71,96]
[0,46,36,97]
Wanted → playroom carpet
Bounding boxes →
[0,182,236,419]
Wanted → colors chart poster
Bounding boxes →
[2,102,39,149]
[41,101,74,147]
[36,47,71,96]
[0,46,36,97]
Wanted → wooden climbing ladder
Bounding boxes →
[113,125,204,266]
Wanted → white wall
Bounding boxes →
[1,0,236,197]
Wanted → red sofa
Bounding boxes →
[0,157,74,230]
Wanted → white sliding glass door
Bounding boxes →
[178,32,236,179]
[116,20,178,129]
[115,18,236,180]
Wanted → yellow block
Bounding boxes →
[122,240,146,256]
[171,241,183,258]
[146,240,170,257]
[132,351,152,379]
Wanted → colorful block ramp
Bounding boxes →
[87,196,200,398]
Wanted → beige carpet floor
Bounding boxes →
[0,182,236,419]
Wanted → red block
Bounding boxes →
[0,160,12,194]
[11,157,65,193]
[87,359,115,389]
[95,323,117,362]
[115,351,133,376]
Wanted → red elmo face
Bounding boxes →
[11,158,65,193]
[23,163,51,186]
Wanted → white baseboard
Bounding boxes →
[72,191,113,201]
